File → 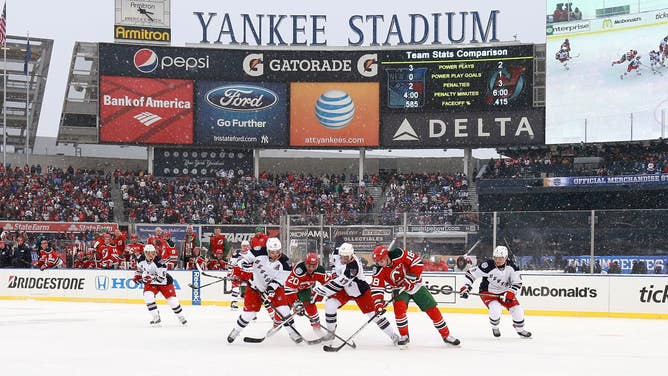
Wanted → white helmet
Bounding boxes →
[266,237,281,252]
[144,244,157,255]
[493,245,508,259]
[339,243,354,257]
[241,240,250,247]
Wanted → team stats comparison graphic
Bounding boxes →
[379,44,543,148]
[381,45,534,111]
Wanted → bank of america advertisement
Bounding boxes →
[99,76,194,144]
[194,81,288,147]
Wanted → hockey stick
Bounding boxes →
[243,291,319,345]
[187,278,224,289]
[323,287,405,352]
[318,322,357,349]
[196,261,227,280]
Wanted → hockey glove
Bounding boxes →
[459,284,472,299]
[374,299,387,315]
[39,264,47,271]
[502,290,516,303]
[309,291,323,305]
[143,275,152,284]
[293,301,305,316]
[132,274,142,283]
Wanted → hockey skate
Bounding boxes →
[227,328,240,343]
[177,315,187,326]
[516,329,532,338]
[149,314,161,327]
[492,327,501,337]
[391,333,401,346]
[230,301,239,311]
[397,335,410,349]
[288,330,304,344]
[443,336,461,346]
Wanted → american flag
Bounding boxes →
[0,3,6,47]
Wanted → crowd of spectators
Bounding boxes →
[119,172,375,225]
[482,142,668,179]
[379,172,474,225]
[552,3,582,22]
[0,165,114,222]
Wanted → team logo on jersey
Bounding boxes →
[133,48,159,73]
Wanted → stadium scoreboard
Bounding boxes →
[380,44,534,112]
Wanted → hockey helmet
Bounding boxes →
[267,237,281,251]
[372,245,389,263]
[493,245,509,259]
[304,252,319,266]
[144,244,157,255]
[338,243,354,257]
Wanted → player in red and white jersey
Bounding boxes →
[98,233,122,269]
[126,234,144,270]
[555,47,571,70]
[228,240,252,310]
[284,252,327,339]
[146,227,163,248]
[36,240,63,270]
[311,243,399,346]
[186,247,207,270]
[112,229,127,263]
[207,249,227,271]
[620,54,642,79]
[133,244,187,326]
[227,238,301,343]
[83,249,98,269]
[155,236,177,270]
[371,246,460,347]
[209,227,229,259]
[560,38,570,52]
[460,246,531,338]
[612,49,637,66]
[659,36,668,64]
[250,226,268,251]
[73,251,86,269]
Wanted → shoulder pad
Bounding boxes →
[293,262,306,276]
[507,259,520,271]
[479,260,495,272]
[371,264,384,276]
[388,248,403,260]
[315,265,326,274]
[343,262,360,278]
[278,254,291,270]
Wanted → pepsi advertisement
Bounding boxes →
[194,81,289,147]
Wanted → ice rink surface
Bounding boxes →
[1,300,666,376]
[546,23,668,144]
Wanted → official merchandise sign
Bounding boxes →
[99,76,194,144]
[194,81,288,147]
[544,174,668,188]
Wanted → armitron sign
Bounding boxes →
[114,25,171,43]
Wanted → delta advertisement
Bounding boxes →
[99,76,194,144]
[194,81,288,147]
[290,82,380,147]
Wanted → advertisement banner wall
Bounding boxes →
[289,82,380,147]
[194,81,289,147]
[99,76,194,144]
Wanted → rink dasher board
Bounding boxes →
[0,269,666,319]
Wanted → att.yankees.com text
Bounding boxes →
[303,136,366,145]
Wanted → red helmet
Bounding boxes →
[304,252,319,266]
[164,231,171,238]
[130,233,138,239]
[372,245,389,263]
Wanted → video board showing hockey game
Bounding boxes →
[546,6,668,144]
[379,44,545,148]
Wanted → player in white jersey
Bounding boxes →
[555,47,571,70]
[660,36,668,65]
[620,54,642,79]
[133,244,187,326]
[227,240,251,310]
[311,243,400,346]
[612,49,637,66]
[226,238,302,343]
[459,246,531,338]
[649,50,663,74]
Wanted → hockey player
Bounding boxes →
[250,226,269,251]
[227,240,252,310]
[36,240,63,270]
[206,248,227,271]
[284,252,327,340]
[612,49,637,66]
[311,243,400,346]
[459,245,531,338]
[660,36,668,65]
[209,227,230,259]
[620,54,642,79]
[560,38,570,52]
[159,237,179,270]
[98,233,122,269]
[227,238,302,343]
[133,244,187,326]
[649,50,663,74]
[555,47,571,70]
[371,245,460,347]
[186,247,207,270]
[126,234,144,270]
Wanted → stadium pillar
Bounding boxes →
[147,146,154,174]
[254,149,259,180]
[463,147,472,181]
[359,148,365,184]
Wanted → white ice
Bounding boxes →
[1,300,666,376]
[546,23,668,144]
